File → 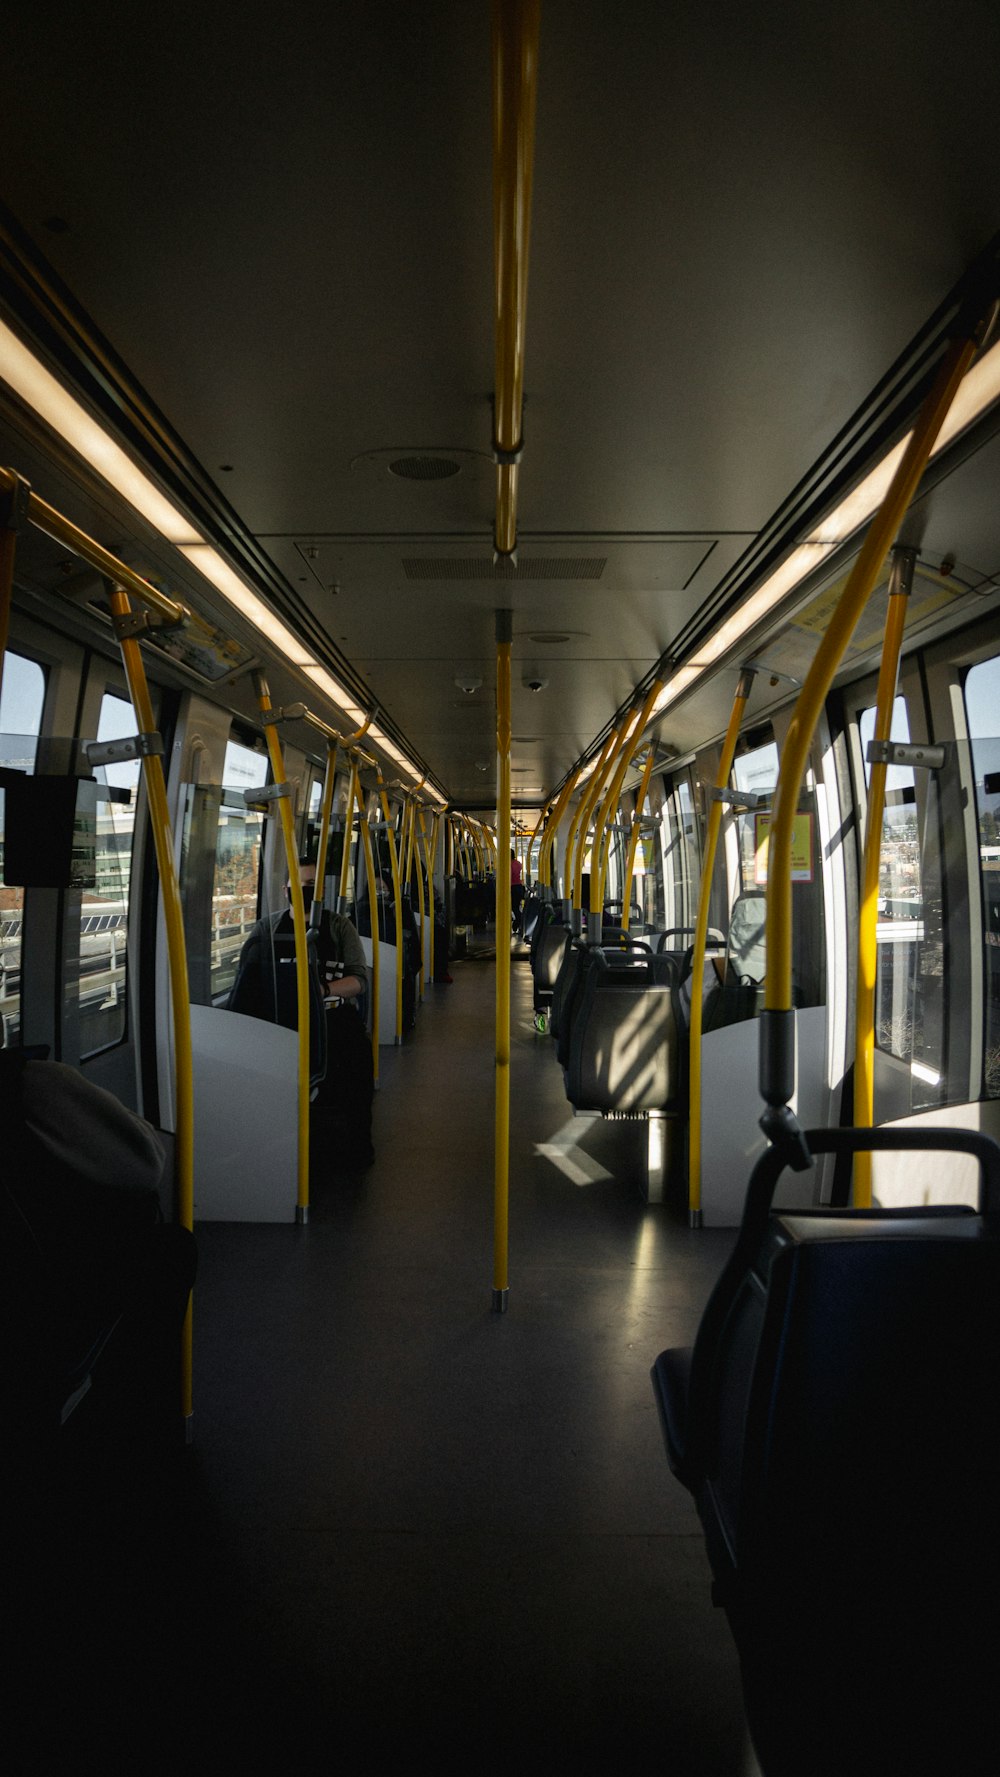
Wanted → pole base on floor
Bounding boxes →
[689,1208,703,1229]
[296,1204,309,1225]
[183,1413,194,1448]
[492,1287,509,1314]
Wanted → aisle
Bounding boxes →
[14,938,758,1772]
[187,940,756,1767]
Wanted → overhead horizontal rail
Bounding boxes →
[0,463,197,630]
[491,0,541,558]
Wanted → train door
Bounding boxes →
[846,618,1000,1206]
[1,622,154,1111]
[694,714,838,1222]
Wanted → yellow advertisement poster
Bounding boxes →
[641,836,656,870]
[754,811,813,884]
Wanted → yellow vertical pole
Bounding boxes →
[595,681,663,915]
[688,668,756,1225]
[492,0,540,557]
[572,726,625,926]
[313,742,338,917]
[339,760,358,906]
[622,745,658,932]
[853,547,916,1205]
[494,609,512,1311]
[357,782,381,1083]
[411,802,427,1003]
[108,587,196,1427]
[539,766,581,894]
[376,772,405,1042]
[253,671,311,1221]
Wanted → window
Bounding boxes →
[0,652,47,1044]
[858,698,925,1068]
[210,739,268,1002]
[78,693,140,1056]
[964,656,1000,1096]
[731,737,779,893]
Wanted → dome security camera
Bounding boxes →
[523,675,549,693]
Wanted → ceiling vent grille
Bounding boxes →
[402,557,607,581]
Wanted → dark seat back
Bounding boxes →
[531,918,571,996]
[564,947,682,1113]
[652,1124,1000,1773]
[228,920,328,1088]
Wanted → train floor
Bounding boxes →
[10,930,761,1772]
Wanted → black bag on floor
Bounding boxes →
[311,1009,375,1169]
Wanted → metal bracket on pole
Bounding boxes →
[241,781,291,808]
[0,471,31,531]
[110,602,187,642]
[709,785,770,811]
[866,740,945,771]
[85,732,164,767]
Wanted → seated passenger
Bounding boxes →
[228,856,375,1174]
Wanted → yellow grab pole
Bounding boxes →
[494,609,513,1310]
[314,742,338,915]
[688,668,757,1225]
[109,586,196,1426]
[540,766,581,894]
[408,799,427,1003]
[358,786,381,1083]
[572,726,624,928]
[339,760,358,907]
[491,0,540,557]
[622,745,659,932]
[853,547,916,1205]
[595,681,663,916]
[254,671,311,1222]
[418,807,434,985]
[765,329,979,1026]
[376,773,405,1043]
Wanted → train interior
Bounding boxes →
[3,5,1000,1771]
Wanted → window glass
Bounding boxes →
[210,740,268,1002]
[79,693,139,1056]
[0,652,47,1044]
[964,656,1000,1096]
[660,778,697,934]
[732,738,779,893]
[858,699,925,1067]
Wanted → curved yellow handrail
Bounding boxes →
[765,330,979,1025]
[622,745,659,933]
[595,681,663,915]
[255,671,311,1220]
[376,771,405,1042]
[110,586,196,1418]
[357,785,380,1081]
[572,725,625,923]
[853,549,915,1204]
[688,670,756,1220]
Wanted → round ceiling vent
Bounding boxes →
[388,456,461,481]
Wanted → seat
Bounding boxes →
[228,920,328,1089]
[651,1123,1000,1775]
[530,914,571,1026]
[2,1048,197,1442]
[564,946,682,1114]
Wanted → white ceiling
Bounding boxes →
[1,1,999,802]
